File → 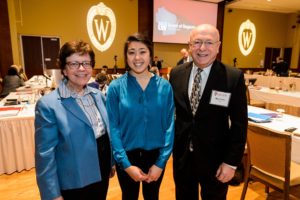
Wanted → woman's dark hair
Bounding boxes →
[58,40,95,77]
[123,33,153,71]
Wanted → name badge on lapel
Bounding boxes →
[209,90,231,107]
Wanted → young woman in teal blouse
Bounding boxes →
[106,33,174,200]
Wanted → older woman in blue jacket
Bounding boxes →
[35,40,115,200]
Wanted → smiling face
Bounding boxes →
[189,24,221,69]
[63,53,92,92]
[126,41,151,76]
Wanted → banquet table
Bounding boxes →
[0,75,55,175]
[248,106,300,164]
[248,86,300,117]
[16,75,54,92]
[244,74,300,91]
[1,96,300,174]
[249,86,300,107]
[0,92,36,175]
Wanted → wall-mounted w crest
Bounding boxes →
[238,19,256,56]
[87,2,116,52]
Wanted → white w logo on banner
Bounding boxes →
[242,30,252,50]
[238,20,256,56]
[94,19,110,41]
[87,2,116,52]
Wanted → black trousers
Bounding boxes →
[116,148,165,200]
[174,151,228,200]
[61,133,111,200]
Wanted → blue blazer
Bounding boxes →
[35,87,112,200]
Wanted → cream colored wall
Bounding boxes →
[7,0,20,67]
[8,0,138,69]
[291,25,300,69]
[8,1,299,70]
[287,14,300,69]
[222,8,299,69]
[154,43,189,68]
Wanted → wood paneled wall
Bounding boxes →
[138,0,153,40]
[217,1,225,60]
[0,0,13,78]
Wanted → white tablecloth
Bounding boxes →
[0,115,35,174]
[244,74,300,91]
[248,106,300,163]
[16,75,54,92]
[249,86,300,117]
[249,86,300,107]
[0,93,36,175]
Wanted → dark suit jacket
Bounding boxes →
[176,58,185,66]
[176,56,193,66]
[169,60,247,178]
[152,60,162,70]
[273,61,289,77]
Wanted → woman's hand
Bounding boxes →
[146,165,163,183]
[53,196,64,200]
[124,166,148,182]
[110,165,116,178]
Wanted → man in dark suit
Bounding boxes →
[273,57,289,77]
[152,56,162,70]
[176,48,192,66]
[169,24,247,200]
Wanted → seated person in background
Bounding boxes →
[0,65,25,98]
[176,48,192,65]
[273,57,289,77]
[88,72,109,95]
[152,56,162,70]
[101,65,108,74]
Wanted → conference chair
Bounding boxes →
[240,124,300,200]
[292,133,300,164]
[246,86,266,108]
[265,103,300,117]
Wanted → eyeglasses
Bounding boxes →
[189,40,219,48]
[66,61,93,69]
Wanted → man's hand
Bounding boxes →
[216,162,236,183]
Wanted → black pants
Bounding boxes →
[61,133,111,200]
[116,149,164,200]
[174,151,228,200]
